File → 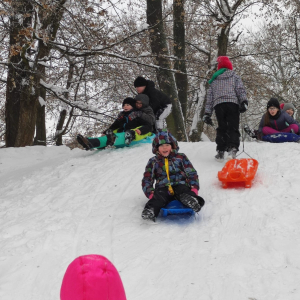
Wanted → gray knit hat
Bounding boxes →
[282,103,295,112]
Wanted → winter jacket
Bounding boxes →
[141,80,172,115]
[258,110,300,134]
[134,94,156,126]
[60,254,126,300]
[107,108,152,135]
[142,130,199,198]
[205,69,248,115]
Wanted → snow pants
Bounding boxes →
[144,185,205,217]
[214,102,240,151]
[262,124,299,135]
[156,104,172,130]
[87,127,153,149]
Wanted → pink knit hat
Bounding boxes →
[217,56,233,70]
[60,255,127,300]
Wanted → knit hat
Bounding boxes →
[60,255,127,300]
[152,129,178,154]
[134,76,147,87]
[135,94,149,107]
[217,56,233,70]
[267,98,280,110]
[122,97,135,108]
[282,103,295,112]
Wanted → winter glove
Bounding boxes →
[128,111,142,121]
[239,101,248,113]
[203,113,214,126]
[155,108,164,120]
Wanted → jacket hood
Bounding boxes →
[135,94,149,108]
[60,255,126,300]
[152,129,179,155]
[146,80,155,88]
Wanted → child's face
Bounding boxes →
[158,144,172,157]
[285,109,294,117]
[136,100,143,109]
[268,106,279,116]
[123,104,133,111]
[136,86,146,94]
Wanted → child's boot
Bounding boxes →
[77,134,93,150]
[215,150,225,161]
[141,207,155,222]
[178,193,201,212]
[227,148,238,160]
[106,129,116,147]
[125,130,135,145]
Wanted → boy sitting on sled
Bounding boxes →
[77,96,155,150]
[141,129,205,221]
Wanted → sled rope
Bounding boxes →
[239,113,253,159]
[165,157,174,195]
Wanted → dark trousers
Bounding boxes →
[144,185,205,217]
[214,102,240,151]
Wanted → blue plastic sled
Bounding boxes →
[262,132,300,143]
[160,200,194,217]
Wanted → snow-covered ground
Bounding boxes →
[0,140,300,300]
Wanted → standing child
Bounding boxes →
[203,56,248,161]
[77,97,154,150]
[141,129,205,221]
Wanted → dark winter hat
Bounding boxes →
[134,76,147,87]
[122,97,135,108]
[217,56,233,70]
[282,103,295,113]
[267,98,280,110]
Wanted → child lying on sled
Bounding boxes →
[141,129,205,221]
[77,96,155,150]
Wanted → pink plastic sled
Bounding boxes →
[218,158,258,189]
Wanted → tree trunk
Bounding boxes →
[34,0,67,146]
[5,1,37,147]
[173,0,188,118]
[33,45,48,146]
[147,0,187,141]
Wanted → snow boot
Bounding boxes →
[215,150,225,162]
[77,134,93,150]
[141,207,155,222]
[124,130,135,145]
[178,193,201,212]
[227,148,238,160]
[106,129,116,147]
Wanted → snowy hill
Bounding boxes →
[1,141,300,300]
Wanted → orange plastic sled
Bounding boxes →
[218,158,258,189]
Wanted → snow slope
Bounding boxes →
[0,141,300,300]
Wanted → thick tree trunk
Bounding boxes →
[173,0,188,118]
[5,1,37,147]
[34,0,67,146]
[147,0,187,141]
